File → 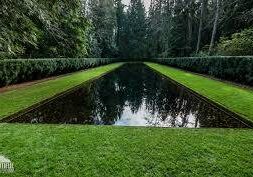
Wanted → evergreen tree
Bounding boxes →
[87,0,117,57]
[125,0,147,59]
[115,0,127,58]
[1,0,252,59]
[0,0,90,59]
[147,0,163,58]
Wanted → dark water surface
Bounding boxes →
[10,63,249,128]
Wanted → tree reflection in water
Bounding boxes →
[11,63,248,128]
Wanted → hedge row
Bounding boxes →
[1,57,252,88]
[0,58,118,87]
[150,56,253,86]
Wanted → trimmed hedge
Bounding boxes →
[150,56,253,86]
[1,57,253,88]
[0,58,118,87]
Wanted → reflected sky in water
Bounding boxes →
[10,63,249,128]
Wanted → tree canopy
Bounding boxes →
[0,0,252,59]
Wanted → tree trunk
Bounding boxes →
[187,0,194,52]
[196,0,206,54]
[209,0,220,55]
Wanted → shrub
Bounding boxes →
[151,56,253,86]
[217,28,253,56]
[0,58,118,87]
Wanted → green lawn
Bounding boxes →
[146,63,253,123]
[0,124,252,177]
[0,63,122,119]
[1,62,253,176]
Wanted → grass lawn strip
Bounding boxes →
[0,124,252,177]
[145,62,253,123]
[0,63,122,119]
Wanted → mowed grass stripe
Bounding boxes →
[145,62,253,122]
[0,63,122,119]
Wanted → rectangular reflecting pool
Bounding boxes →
[7,63,250,128]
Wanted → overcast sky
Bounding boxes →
[122,0,151,9]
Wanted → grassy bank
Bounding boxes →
[146,63,253,123]
[0,124,252,176]
[0,63,122,119]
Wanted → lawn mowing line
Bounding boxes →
[145,63,253,128]
[0,63,124,121]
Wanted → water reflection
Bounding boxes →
[10,63,248,128]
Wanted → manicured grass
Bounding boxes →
[0,124,252,177]
[145,63,253,123]
[0,63,122,119]
[1,63,252,176]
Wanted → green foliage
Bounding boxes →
[0,58,118,87]
[1,0,252,59]
[151,56,253,86]
[124,0,147,59]
[217,28,253,56]
[115,0,127,58]
[146,0,253,57]
[221,0,253,36]
[87,0,117,58]
[0,0,90,59]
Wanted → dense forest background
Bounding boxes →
[1,0,253,59]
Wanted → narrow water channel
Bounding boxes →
[9,63,249,128]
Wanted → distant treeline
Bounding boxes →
[0,0,252,59]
